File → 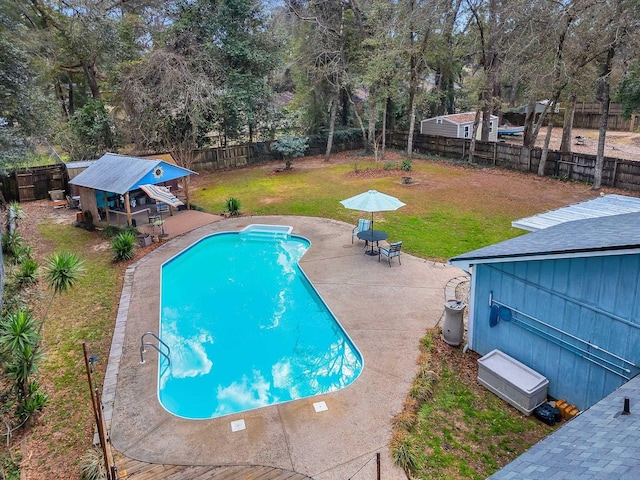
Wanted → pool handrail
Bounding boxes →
[140,331,171,366]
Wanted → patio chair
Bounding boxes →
[352,218,371,243]
[66,195,80,209]
[379,241,402,266]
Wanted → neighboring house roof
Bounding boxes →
[423,112,499,125]
[489,373,640,479]
[449,212,640,270]
[508,99,558,114]
[513,194,640,231]
[139,153,177,165]
[65,160,96,169]
[69,152,195,195]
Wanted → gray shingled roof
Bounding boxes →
[69,153,174,194]
[512,194,640,231]
[489,374,640,479]
[449,212,640,270]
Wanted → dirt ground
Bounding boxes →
[503,127,640,161]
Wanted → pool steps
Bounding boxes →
[240,224,293,240]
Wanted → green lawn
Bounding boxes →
[191,154,594,261]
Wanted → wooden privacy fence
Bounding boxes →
[190,135,364,172]
[503,102,639,132]
[1,164,67,202]
[390,132,640,192]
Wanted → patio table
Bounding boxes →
[357,229,388,256]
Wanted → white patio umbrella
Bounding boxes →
[340,190,406,229]
[140,184,184,238]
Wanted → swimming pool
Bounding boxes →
[158,225,363,419]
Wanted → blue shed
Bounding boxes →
[450,212,640,411]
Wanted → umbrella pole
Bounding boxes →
[371,212,374,230]
[158,205,167,239]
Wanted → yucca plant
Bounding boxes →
[225,197,241,216]
[0,310,42,401]
[17,381,48,420]
[45,252,85,294]
[14,259,39,286]
[2,231,25,262]
[111,231,136,262]
[0,310,39,354]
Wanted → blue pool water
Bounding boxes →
[158,226,363,419]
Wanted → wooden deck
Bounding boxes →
[115,453,314,480]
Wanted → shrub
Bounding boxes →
[189,203,205,212]
[401,158,413,172]
[225,197,241,216]
[111,232,136,262]
[272,136,309,169]
[383,162,395,171]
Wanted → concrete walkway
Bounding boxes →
[107,215,465,480]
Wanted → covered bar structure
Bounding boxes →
[69,153,196,227]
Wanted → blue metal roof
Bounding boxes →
[69,153,195,195]
[512,194,640,231]
[450,212,640,270]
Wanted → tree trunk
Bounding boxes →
[325,91,339,161]
[349,93,367,151]
[68,79,75,117]
[469,109,482,163]
[367,91,376,153]
[407,100,416,158]
[55,78,69,120]
[560,94,577,153]
[381,98,387,160]
[82,61,101,100]
[538,119,554,176]
[522,99,537,148]
[593,46,615,190]
[509,77,519,108]
[481,104,491,141]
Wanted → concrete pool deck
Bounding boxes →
[107,215,466,479]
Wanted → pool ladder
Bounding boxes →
[140,332,171,365]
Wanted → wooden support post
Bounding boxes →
[124,192,132,226]
[377,452,381,480]
[493,141,497,166]
[83,343,114,480]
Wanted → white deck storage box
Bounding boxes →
[477,349,548,415]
